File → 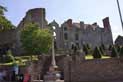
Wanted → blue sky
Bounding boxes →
[0,0,123,41]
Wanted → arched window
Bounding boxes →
[52,26,56,30]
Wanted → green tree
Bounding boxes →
[83,44,89,55]
[92,47,102,59]
[119,46,123,57]
[0,16,14,30]
[0,5,7,16]
[0,5,14,31]
[111,46,118,57]
[20,23,52,55]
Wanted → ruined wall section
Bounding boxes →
[64,56,123,82]
[101,17,113,47]
[59,17,113,50]
[15,8,48,55]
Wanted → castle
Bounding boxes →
[49,17,113,51]
[0,8,113,55]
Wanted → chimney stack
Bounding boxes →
[92,22,97,26]
[67,19,72,27]
[102,17,111,31]
[80,21,84,28]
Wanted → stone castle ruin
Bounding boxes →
[0,8,113,55]
[49,17,113,52]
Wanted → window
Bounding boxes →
[64,33,68,40]
[64,27,67,31]
[75,33,79,41]
[53,26,56,30]
[75,28,79,32]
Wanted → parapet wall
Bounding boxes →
[64,56,123,82]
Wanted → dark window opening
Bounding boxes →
[64,27,67,31]
[75,33,79,41]
[64,33,68,40]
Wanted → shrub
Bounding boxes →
[119,46,123,57]
[92,47,102,59]
[111,46,118,57]
[116,45,121,53]
[108,45,113,51]
[99,46,105,55]
[101,44,106,51]
[0,50,15,63]
[83,44,89,55]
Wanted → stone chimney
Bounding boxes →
[67,19,72,27]
[92,22,97,26]
[102,17,111,31]
[80,21,84,28]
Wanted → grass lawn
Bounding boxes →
[85,55,111,60]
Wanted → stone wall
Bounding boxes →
[64,56,123,82]
[24,55,123,82]
[0,29,16,46]
[52,17,113,50]
[28,55,66,81]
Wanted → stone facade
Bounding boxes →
[27,55,66,81]
[50,17,113,51]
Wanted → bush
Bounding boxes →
[99,46,105,55]
[111,46,118,57]
[101,44,106,51]
[0,50,15,63]
[108,45,113,51]
[119,46,123,57]
[0,54,13,63]
[115,45,121,53]
[83,44,89,55]
[92,47,102,59]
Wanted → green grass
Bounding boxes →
[85,55,111,60]
[0,55,38,66]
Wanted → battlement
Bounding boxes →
[63,17,111,32]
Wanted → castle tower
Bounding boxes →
[26,8,48,28]
[102,17,113,47]
[15,8,48,55]
[103,17,111,31]
[18,8,48,29]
